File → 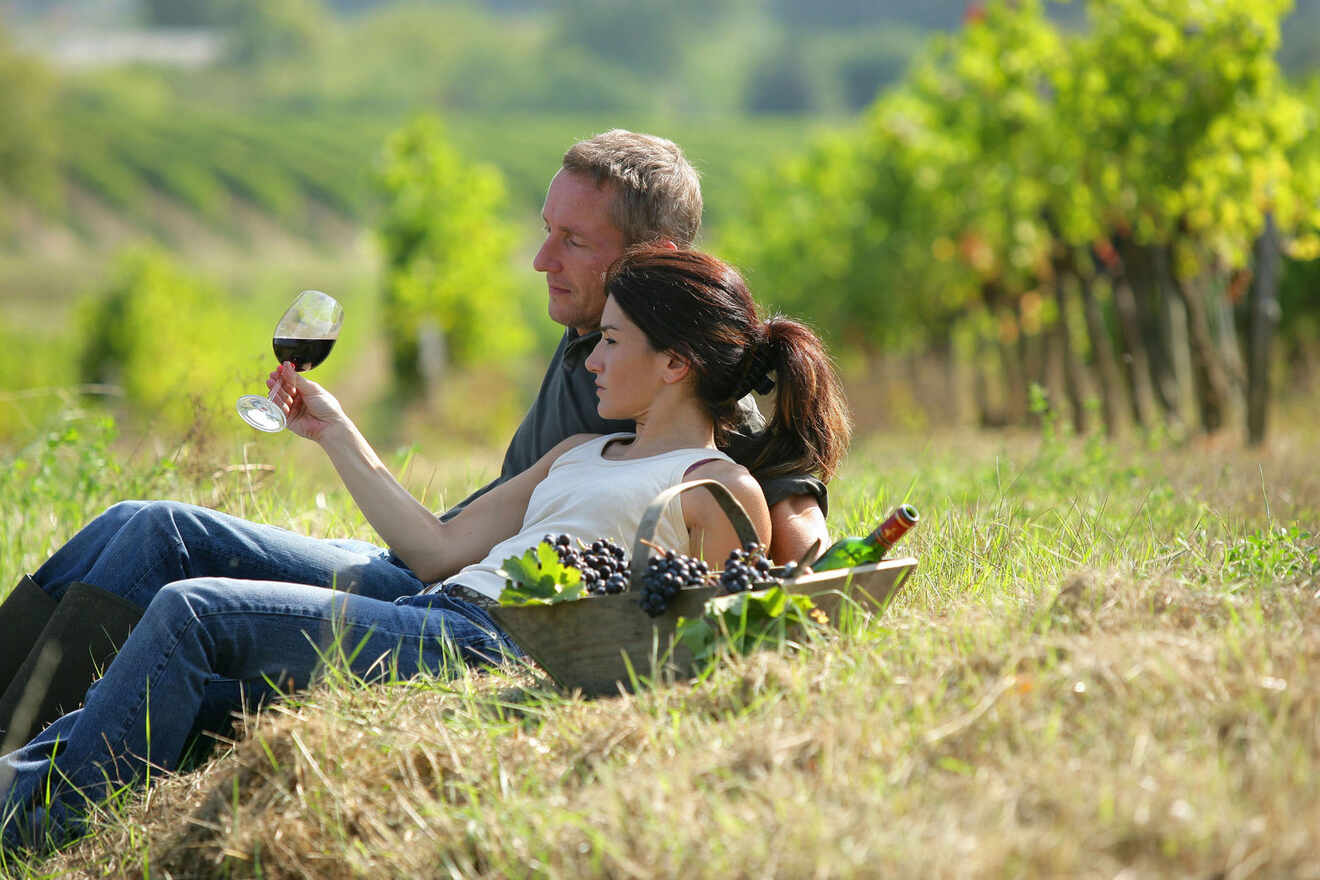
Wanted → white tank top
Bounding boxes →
[445,433,734,600]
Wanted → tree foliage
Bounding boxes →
[554,0,724,76]
[223,0,333,66]
[374,115,532,399]
[139,0,332,65]
[722,0,1319,440]
[76,249,255,422]
[1079,0,1304,268]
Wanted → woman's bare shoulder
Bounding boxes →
[684,455,752,485]
[680,457,771,553]
[683,458,768,514]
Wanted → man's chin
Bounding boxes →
[549,310,594,336]
[547,300,576,328]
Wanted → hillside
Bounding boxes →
[1,94,838,265]
[4,0,1318,264]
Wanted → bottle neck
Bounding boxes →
[864,508,917,552]
[863,522,898,553]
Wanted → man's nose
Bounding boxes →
[533,239,558,272]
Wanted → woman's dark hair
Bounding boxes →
[604,245,852,482]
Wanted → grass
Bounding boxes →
[0,400,1318,878]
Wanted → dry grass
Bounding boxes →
[4,410,1320,879]
[38,578,1320,879]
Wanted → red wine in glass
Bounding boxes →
[271,337,336,372]
[237,290,343,432]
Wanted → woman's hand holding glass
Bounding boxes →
[264,363,349,443]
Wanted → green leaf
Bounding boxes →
[497,540,586,606]
[676,586,826,665]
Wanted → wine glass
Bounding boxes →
[236,289,343,432]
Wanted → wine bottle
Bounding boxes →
[811,503,919,572]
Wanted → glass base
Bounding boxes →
[236,394,286,432]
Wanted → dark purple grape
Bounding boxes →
[533,534,636,598]
[718,542,780,595]
[637,546,716,616]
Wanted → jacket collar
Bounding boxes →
[562,329,602,372]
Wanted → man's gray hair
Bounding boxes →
[561,129,702,248]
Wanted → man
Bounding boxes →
[0,129,830,745]
[443,129,830,563]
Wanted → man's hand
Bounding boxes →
[266,362,349,442]
[767,494,829,565]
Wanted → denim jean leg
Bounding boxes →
[0,709,83,850]
[0,576,514,851]
[32,500,424,608]
[74,674,267,765]
[30,501,150,601]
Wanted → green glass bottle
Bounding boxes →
[811,504,920,572]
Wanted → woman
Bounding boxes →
[0,246,851,852]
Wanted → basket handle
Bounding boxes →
[627,478,761,591]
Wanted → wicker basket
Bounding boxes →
[489,479,918,696]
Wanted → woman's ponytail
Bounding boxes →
[604,245,851,483]
[744,316,852,482]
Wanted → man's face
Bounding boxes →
[533,170,628,335]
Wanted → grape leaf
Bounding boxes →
[676,585,826,664]
[497,540,586,605]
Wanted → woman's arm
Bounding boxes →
[270,363,594,582]
[679,459,772,565]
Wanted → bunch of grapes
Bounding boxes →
[718,542,774,594]
[638,549,713,617]
[542,533,631,595]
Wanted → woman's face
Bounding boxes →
[584,296,674,421]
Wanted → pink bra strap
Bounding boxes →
[683,457,724,477]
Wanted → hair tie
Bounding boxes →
[731,341,776,400]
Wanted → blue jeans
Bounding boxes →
[2,504,520,851]
[32,500,424,607]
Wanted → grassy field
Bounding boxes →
[0,399,1317,878]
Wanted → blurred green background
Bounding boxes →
[1,0,1318,452]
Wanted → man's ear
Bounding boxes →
[656,239,679,251]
